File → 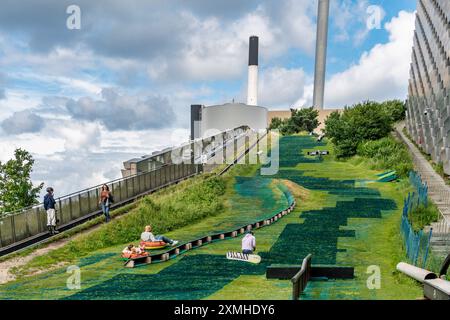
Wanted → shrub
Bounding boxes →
[269,117,285,130]
[325,101,394,158]
[272,107,319,135]
[380,100,406,122]
[357,137,413,177]
[408,203,439,232]
[290,107,319,133]
[19,175,227,271]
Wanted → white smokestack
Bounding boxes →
[247,36,258,106]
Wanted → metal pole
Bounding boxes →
[313,0,330,110]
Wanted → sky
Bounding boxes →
[0,0,418,197]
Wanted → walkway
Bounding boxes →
[395,122,450,256]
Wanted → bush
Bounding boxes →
[269,117,285,130]
[290,107,319,133]
[380,100,406,122]
[271,107,319,135]
[408,203,439,232]
[19,175,227,270]
[325,101,394,158]
[356,137,413,177]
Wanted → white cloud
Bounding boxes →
[66,88,176,131]
[0,90,41,120]
[147,2,317,82]
[0,114,190,196]
[324,10,416,107]
[1,110,44,134]
[148,10,282,81]
[274,0,317,55]
[258,67,306,108]
[332,0,373,44]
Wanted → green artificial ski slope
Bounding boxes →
[0,135,421,300]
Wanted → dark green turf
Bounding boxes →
[61,135,398,300]
[273,135,327,168]
[65,254,266,300]
[260,197,396,265]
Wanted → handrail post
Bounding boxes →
[11,215,16,243]
[291,254,312,300]
[69,197,73,221]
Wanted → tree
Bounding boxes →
[0,148,44,214]
[269,117,285,130]
[274,107,319,135]
[324,101,393,158]
[380,99,406,122]
[290,107,320,133]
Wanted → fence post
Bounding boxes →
[414,230,422,266]
[69,197,73,221]
[422,228,433,269]
[11,215,16,243]
[78,193,82,218]
[0,217,3,247]
[58,199,62,224]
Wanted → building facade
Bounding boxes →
[192,103,268,139]
[406,0,450,174]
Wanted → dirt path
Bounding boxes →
[0,239,68,284]
[0,221,107,285]
[0,200,140,285]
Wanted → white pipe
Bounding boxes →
[396,262,437,283]
[247,65,258,106]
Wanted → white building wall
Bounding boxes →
[200,103,268,138]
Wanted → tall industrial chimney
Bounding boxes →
[313,0,330,110]
[247,36,259,106]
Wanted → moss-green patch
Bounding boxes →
[64,255,267,300]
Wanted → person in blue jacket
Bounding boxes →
[44,187,59,235]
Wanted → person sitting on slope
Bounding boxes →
[242,230,256,254]
[122,244,144,256]
[140,225,179,247]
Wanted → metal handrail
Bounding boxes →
[0,164,171,218]
[0,128,262,252]
[291,254,312,300]
[0,126,250,218]
[395,125,450,231]
[131,126,249,169]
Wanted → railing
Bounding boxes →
[407,142,450,241]
[0,127,258,253]
[130,126,249,175]
[395,125,450,241]
[291,254,312,300]
[0,163,201,251]
[401,189,433,268]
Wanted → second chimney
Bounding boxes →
[247,36,259,106]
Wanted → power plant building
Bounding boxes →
[191,36,268,139]
[405,0,450,174]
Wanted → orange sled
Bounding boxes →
[121,251,150,268]
[140,241,168,250]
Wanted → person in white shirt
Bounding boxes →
[140,225,179,246]
[242,231,256,254]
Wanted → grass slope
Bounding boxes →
[0,135,422,300]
